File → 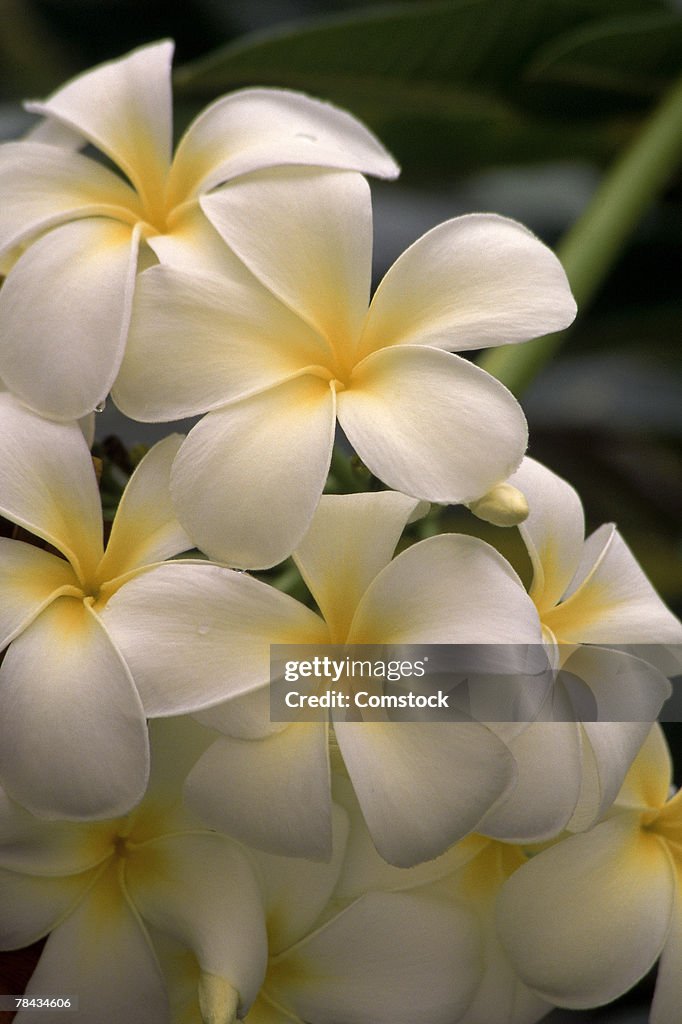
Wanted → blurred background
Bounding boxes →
[1,1,681,1020]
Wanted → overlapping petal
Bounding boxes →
[168,86,399,204]
[101,561,328,716]
[0,864,101,951]
[202,168,372,347]
[497,813,675,1008]
[0,218,140,421]
[0,599,148,820]
[116,261,330,421]
[185,723,332,861]
[0,540,78,648]
[358,214,577,359]
[269,892,479,1024]
[508,457,585,612]
[26,41,174,208]
[19,866,169,1024]
[126,833,267,1011]
[338,346,528,504]
[170,374,337,567]
[334,719,515,867]
[293,491,425,643]
[0,393,102,581]
[0,142,141,256]
[615,723,671,812]
[96,434,192,581]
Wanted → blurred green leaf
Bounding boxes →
[174,0,681,175]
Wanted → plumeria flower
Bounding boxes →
[0,718,268,1024]
[497,724,682,1022]
[103,490,544,867]
[480,457,680,843]
[115,167,577,568]
[155,798,480,1024]
[0,40,398,421]
[0,393,258,820]
[332,774,553,1024]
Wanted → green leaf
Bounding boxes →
[174,0,678,175]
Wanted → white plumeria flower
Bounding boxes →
[479,457,680,843]
[0,718,268,1024]
[103,490,544,867]
[0,393,253,820]
[115,167,577,568]
[332,774,553,1024]
[0,40,398,421]
[155,800,480,1024]
[497,724,682,1022]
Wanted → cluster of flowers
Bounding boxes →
[1,40,681,1024]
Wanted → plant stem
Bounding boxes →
[479,74,682,395]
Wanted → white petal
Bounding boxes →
[0,539,78,648]
[507,457,585,613]
[496,813,675,1008]
[651,870,682,1024]
[348,532,541,645]
[115,261,329,421]
[96,434,192,581]
[202,168,371,347]
[170,375,337,569]
[0,599,149,820]
[479,722,582,842]
[338,346,528,504]
[0,141,141,255]
[545,525,682,644]
[126,832,267,1010]
[334,720,516,866]
[293,491,425,643]
[185,723,332,861]
[20,865,169,1024]
[248,803,348,954]
[101,561,328,716]
[0,218,139,420]
[0,865,99,949]
[26,41,173,209]
[167,86,398,204]
[616,723,672,812]
[0,393,102,581]
[359,213,576,358]
[271,892,479,1024]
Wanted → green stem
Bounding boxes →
[479,73,682,395]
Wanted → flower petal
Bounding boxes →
[167,86,398,205]
[0,141,141,256]
[0,864,103,953]
[338,346,528,504]
[507,457,585,613]
[0,218,140,420]
[544,525,682,645]
[96,434,192,582]
[270,892,480,1024]
[126,832,267,1010]
[170,375,337,568]
[101,561,328,716]
[293,491,425,643]
[479,722,582,842]
[348,533,541,645]
[359,213,576,358]
[26,41,173,207]
[0,599,149,820]
[496,813,675,1008]
[0,392,102,579]
[20,865,169,1023]
[334,720,516,866]
[185,723,332,861]
[115,260,329,421]
[651,871,682,1024]
[616,723,671,812]
[201,168,371,347]
[0,540,78,648]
